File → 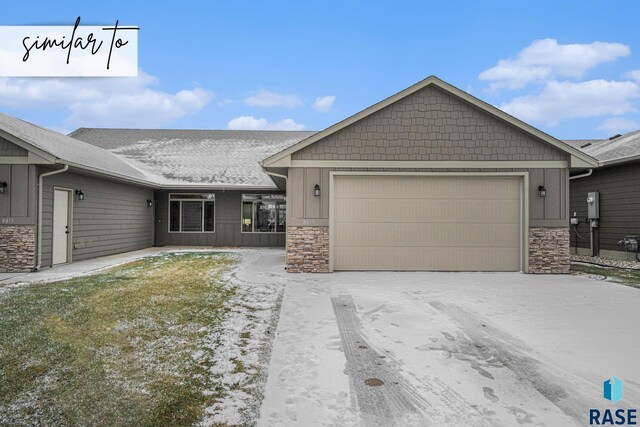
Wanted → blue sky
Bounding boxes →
[2,1,640,139]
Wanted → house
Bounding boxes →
[565,131,640,260]
[0,76,598,274]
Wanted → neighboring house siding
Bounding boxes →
[0,137,28,156]
[287,167,568,228]
[292,85,567,162]
[0,164,37,272]
[40,169,154,267]
[154,190,286,247]
[0,164,37,224]
[570,162,640,253]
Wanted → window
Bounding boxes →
[169,193,215,233]
[242,194,286,233]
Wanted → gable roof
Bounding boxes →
[0,113,154,184]
[261,76,599,168]
[70,128,315,187]
[564,130,640,166]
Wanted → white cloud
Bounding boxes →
[480,39,630,90]
[598,117,640,133]
[500,80,640,125]
[625,70,640,81]
[312,95,336,112]
[227,115,305,130]
[243,90,303,108]
[0,71,213,127]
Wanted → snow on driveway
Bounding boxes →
[252,252,640,426]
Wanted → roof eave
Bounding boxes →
[599,154,640,167]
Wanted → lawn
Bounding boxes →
[0,252,280,426]
[571,263,640,289]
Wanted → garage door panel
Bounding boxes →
[334,175,520,199]
[334,222,521,248]
[334,246,521,271]
[334,199,520,223]
[333,175,522,271]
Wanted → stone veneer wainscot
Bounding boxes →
[0,225,36,272]
[529,227,570,274]
[286,226,329,273]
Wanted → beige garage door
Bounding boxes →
[333,175,522,271]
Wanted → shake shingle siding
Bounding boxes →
[40,170,154,267]
[570,162,640,252]
[293,85,567,161]
[0,137,28,156]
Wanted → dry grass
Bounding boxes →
[0,252,236,426]
[571,263,640,289]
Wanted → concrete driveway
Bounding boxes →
[253,252,640,426]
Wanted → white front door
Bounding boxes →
[52,189,71,265]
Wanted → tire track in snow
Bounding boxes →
[331,295,429,426]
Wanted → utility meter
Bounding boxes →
[587,191,600,219]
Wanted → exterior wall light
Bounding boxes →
[313,184,321,197]
[0,181,7,194]
[147,199,153,207]
[538,185,547,198]
[75,189,85,201]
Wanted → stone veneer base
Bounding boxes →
[285,225,569,274]
[528,227,570,274]
[286,226,329,273]
[0,225,36,272]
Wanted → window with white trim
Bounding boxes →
[169,193,215,233]
[241,194,286,233]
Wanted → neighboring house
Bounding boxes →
[565,131,640,260]
[0,76,598,274]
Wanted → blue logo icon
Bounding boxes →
[604,376,623,404]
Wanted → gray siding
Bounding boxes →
[40,169,154,267]
[0,164,37,224]
[570,162,640,252]
[154,190,286,247]
[288,167,568,227]
[0,137,28,156]
[293,85,567,162]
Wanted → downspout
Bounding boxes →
[35,164,69,271]
[568,168,594,255]
[263,170,289,268]
[569,169,593,180]
[264,171,288,181]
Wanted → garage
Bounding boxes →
[262,76,596,273]
[331,174,523,271]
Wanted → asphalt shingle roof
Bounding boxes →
[0,114,152,182]
[69,128,316,187]
[564,130,640,165]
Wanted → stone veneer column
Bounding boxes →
[286,226,329,273]
[0,225,36,272]
[528,227,570,274]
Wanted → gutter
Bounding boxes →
[569,169,593,180]
[35,164,69,271]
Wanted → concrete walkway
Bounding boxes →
[0,247,241,285]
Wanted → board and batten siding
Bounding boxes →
[570,162,640,252]
[40,169,154,267]
[287,167,568,227]
[0,164,37,224]
[154,190,286,247]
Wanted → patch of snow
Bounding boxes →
[196,250,286,426]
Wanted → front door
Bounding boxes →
[52,189,71,265]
